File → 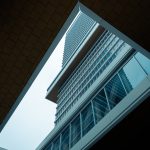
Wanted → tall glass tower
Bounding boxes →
[62,11,96,67]
[38,3,150,150]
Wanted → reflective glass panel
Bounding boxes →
[44,143,52,150]
[61,127,70,150]
[93,89,109,123]
[105,74,126,109]
[71,115,81,147]
[119,57,147,93]
[81,103,94,136]
[52,137,60,150]
[135,52,150,74]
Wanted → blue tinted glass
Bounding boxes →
[44,143,52,150]
[135,52,150,74]
[105,74,127,109]
[119,69,133,93]
[119,57,147,92]
[52,137,60,150]
[93,89,109,123]
[71,115,81,147]
[61,127,70,150]
[81,103,94,136]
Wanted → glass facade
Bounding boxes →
[70,115,81,148]
[63,11,96,67]
[134,52,150,74]
[105,74,127,109]
[55,30,132,124]
[81,104,94,136]
[119,57,147,92]
[92,89,109,123]
[44,144,52,150]
[53,137,60,150]
[61,127,70,150]
[43,52,150,150]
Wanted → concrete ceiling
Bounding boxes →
[0,0,150,130]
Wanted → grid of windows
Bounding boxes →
[55,30,132,124]
[43,52,150,150]
[63,12,96,67]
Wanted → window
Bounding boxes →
[44,143,52,150]
[105,74,127,109]
[47,53,150,149]
[71,115,81,147]
[61,127,70,150]
[93,89,109,123]
[119,57,147,93]
[81,103,94,136]
[52,137,60,150]
[134,52,150,75]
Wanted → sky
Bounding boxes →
[0,35,65,150]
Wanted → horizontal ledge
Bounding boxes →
[46,25,105,103]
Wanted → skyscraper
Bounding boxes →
[38,2,150,150]
[62,11,96,67]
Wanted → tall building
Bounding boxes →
[62,11,97,67]
[38,2,150,150]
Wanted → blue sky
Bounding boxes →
[0,35,65,150]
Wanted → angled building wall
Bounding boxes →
[62,11,96,67]
[38,2,150,150]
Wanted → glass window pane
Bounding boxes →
[44,143,52,150]
[61,127,70,150]
[71,115,81,148]
[93,89,109,123]
[119,69,133,93]
[105,74,126,109]
[81,103,94,136]
[135,52,150,74]
[119,57,147,93]
[52,137,60,150]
